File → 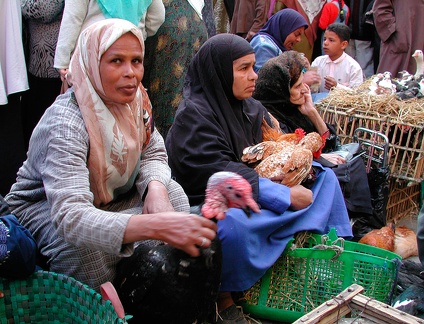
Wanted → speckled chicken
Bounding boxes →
[358,223,395,252]
[394,226,419,259]
[114,171,259,324]
[242,124,324,187]
[358,223,418,259]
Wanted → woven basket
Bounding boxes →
[386,178,421,222]
[316,100,424,183]
[242,228,401,323]
[0,271,127,323]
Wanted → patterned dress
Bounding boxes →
[21,0,64,148]
[142,0,209,138]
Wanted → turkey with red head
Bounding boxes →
[114,171,259,324]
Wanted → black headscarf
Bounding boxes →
[253,51,316,133]
[253,51,339,151]
[166,34,267,205]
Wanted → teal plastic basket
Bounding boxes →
[242,228,401,323]
[0,271,128,323]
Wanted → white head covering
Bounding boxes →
[68,18,153,207]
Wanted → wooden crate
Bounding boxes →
[386,179,421,223]
[317,104,424,183]
[293,284,424,324]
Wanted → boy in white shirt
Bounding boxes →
[312,23,364,94]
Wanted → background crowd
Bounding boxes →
[2,0,423,196]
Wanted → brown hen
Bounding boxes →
[358,223,395,252]
[394,226,418,259]
[358,223,419,259]
[261,115,305,143]
[242,122,324,187]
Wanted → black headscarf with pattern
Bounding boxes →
[253,51,316,133]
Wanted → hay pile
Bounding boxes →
[316,79,424,126]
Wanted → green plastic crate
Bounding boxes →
[242,228,401,323]
[0,271,127,323]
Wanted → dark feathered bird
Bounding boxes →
[393,282,424,319]
[396,87,420,100]
[115,238,222,324]
[392,260,424,319]
[396,259,424,294]
[114,171,260,324]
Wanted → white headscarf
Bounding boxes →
[68,18,152,207]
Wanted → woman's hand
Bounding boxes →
[125,212,218,257]
[298,83,315,116]
[302,70,321,87]
[142,181,175,214]
[297,83,329,135]
[58,69,68,82]
[321,153,346,165]
[289,184,313,210]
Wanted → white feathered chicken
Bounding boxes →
[114,171,260,324]
[413,49,424,80]
[369,72,396,96]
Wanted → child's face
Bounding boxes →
[322,30,348,60]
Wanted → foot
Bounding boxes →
[216,304,251,323]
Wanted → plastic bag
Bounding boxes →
[352,166,390,240]
[0,196,37,279]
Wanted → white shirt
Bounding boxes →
[0,0,29,104]
[311,52,364,93]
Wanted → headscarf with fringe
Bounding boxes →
[68,18,152,207]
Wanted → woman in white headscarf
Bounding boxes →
[5,18,216,291]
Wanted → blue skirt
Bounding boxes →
[217,163,352,291]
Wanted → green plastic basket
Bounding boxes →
[242,228,401,323]
[0,271,127,323]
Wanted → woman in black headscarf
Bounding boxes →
[254,51,375,240]
[166,34,269,205]
[253,51,340,152]
[166,34,352,322]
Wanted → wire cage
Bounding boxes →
[292,284,423,324]
[316,96,424,221]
